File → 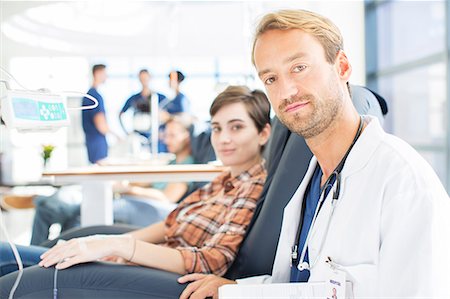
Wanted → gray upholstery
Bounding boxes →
[0,85,387,299]
[351,85,384,125]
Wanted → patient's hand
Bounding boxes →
[100,255,137,265]
[178,274,236,299]
[39,235,134,270]
[100,255,127,264]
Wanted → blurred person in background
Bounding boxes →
[82,64,119,164]
[159,70,191,123]
[119,69,167,139]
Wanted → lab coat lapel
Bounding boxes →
[306,116,384,270]
[271,157,318,283]
[306,188,334,267]
[341,116,384,179]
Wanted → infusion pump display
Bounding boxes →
[1,90,70,132]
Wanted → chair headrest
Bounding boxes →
[364,87,389,115]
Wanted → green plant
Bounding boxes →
[42,144,55,167]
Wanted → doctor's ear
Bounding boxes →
[335,50,352,80]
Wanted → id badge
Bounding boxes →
[325,267,346,299]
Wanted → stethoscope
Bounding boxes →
[291,116,364,272]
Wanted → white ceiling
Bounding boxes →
[0,1,365,83]
[1,1,311,57]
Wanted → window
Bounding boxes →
[365,0,449,190]
[376,1,445,69]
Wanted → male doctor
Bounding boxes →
[179,9,450,299]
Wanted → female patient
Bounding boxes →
[0,85,271,277]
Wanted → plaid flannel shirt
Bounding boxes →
[163,161,266,276]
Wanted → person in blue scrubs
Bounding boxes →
[81,64,116,164]
[119,69,168,152]
[119,69,167,138]
[163,70,190,115]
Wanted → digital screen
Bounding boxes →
[12,98,40,120]
[11,97,68,121]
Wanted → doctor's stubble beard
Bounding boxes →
[277,84,344,139]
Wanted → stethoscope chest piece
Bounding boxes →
[298,261,310,271]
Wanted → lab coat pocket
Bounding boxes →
[340,263,377,297]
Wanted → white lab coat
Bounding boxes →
[238,116,450,298]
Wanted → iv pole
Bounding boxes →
[150,92,159,157]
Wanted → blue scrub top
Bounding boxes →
[120,92,167,114]
[121,92,171,152]
[81,87,108,164]
[290,165,335,282]
[157,92,190,153]
[164,92,190,114]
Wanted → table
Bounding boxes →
[42,164,226,226]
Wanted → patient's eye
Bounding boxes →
[211,126,221,133]
[231,124,243,131]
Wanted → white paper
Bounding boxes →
[219,282,353,299]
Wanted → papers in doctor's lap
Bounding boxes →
[219,281,354,299]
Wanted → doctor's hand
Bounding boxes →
[39,235,133,270]
[178,274,236,299]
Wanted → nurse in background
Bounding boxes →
[159,70,192,153]
[160,70,191,124]
[82,64,119,164]
[119,69,167,138]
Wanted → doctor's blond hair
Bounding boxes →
[251,9,344,65]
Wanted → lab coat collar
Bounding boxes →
[306,115,384,181]
[339,115,384,179]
